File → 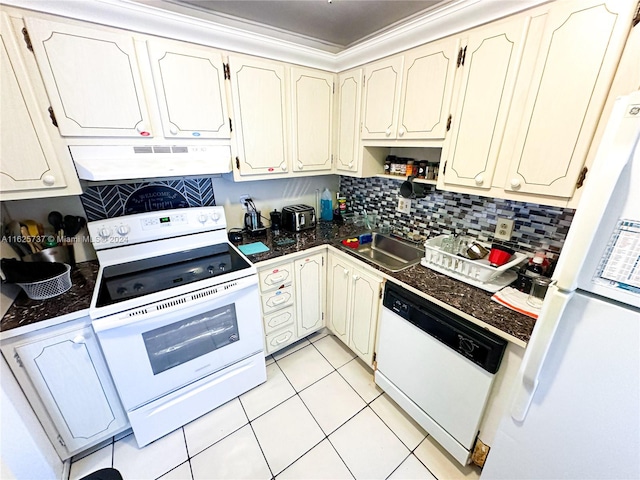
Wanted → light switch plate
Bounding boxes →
[397,198,411,214]
[495,217,515,240]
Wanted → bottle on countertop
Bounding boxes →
[525,250,551,278]
[320,188,333,221]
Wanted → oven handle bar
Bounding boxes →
[92,276,258,333]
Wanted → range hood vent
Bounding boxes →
[69,145,232,181]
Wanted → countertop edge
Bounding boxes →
[0,308,89,341]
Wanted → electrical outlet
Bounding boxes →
[495,217,515,240]
[239,195,251,211]
[397,197,411,214]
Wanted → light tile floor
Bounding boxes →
[69,332,481,480]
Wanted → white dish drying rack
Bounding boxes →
[421,235,528,292]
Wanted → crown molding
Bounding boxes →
[2,0,551,72]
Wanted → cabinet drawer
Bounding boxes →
[258,263,294,292]
[265,325,297,354]
[261,285,294,314]
[263,306,295,335]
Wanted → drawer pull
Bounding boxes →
[268,274,285,283]
[271,296,287,305]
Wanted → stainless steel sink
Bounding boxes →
[339,233,424,272]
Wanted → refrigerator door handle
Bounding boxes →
[511,285,571,421]
[552,93,640,290]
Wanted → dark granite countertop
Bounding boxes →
[1,223,536,344]
[1,261,99,333]
[235,222,535,345]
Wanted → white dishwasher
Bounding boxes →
[375,283,507,466]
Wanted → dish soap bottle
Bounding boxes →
[320,188,333,221]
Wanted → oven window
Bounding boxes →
[142,304,239,375]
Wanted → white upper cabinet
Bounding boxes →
[397,37,459,140]
[290,67,334,173]
[146,39,230,139]
[499,0,636,199]
[361,56,404,139]
[335,69,363,173]
[441,16,528,190]
[24,17,153,137]
[228,55,289,176]
[0,13,80,200]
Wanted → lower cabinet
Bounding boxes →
[0,316,128,459]
[257,252,326,355]
[326,251,383,366]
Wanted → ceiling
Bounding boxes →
[164,0,445,51]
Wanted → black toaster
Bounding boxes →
[281,204,316,232]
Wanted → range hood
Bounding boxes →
[69,145,232,181]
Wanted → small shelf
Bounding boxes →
[375,174,437,186]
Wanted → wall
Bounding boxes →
[1,175,339,259]
[339,176,575,258]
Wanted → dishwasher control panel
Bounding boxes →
[383,283,507,374]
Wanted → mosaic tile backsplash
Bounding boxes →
[339,176,575,258]
[80,178,216,221]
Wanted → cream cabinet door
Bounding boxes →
[228,55,288,176]
[441,16,528,189]
[146,40,230,139]
[24,17,153,137]
[335,69,362,173]
[501,0,636,198]
[14,325,128,455]
[326,255,353,345]
[290,67,334,173]
[398,37,459,140]
[349,266,382,365]
[294,253,326,337]
[361,56,404,139]
[0,13,69,195]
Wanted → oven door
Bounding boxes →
[93,276,263,410]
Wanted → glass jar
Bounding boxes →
[406,159,415,177]
[384,156,393,175]
[417,161,427,179]
[398,158,407,176]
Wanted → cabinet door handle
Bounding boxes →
[510,178,521,189]
[269,274,285,283]
[474,174,484,186]
[136,122,150,136]
[298,161,304,170]
[385,128,392,137]
[348,162,354,168]
[353,274,360,281]
[343,269,349,276]
[42,175,56,186]
[398,127,405,137]
[280,162,287,171]
[271,296,287,305]
[72,335,85,344]
[169,125,178,135]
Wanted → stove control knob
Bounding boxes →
[198,214,208,224]
[210,212,220,223]
[98,227,112,239]
[116,225,130,236]
[208,265,215,275]
[116,287,127,295]
[219,263,227,271]
[133,283,144,292]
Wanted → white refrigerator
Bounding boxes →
[482,91,640,480]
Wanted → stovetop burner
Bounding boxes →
[96,243,250,308]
